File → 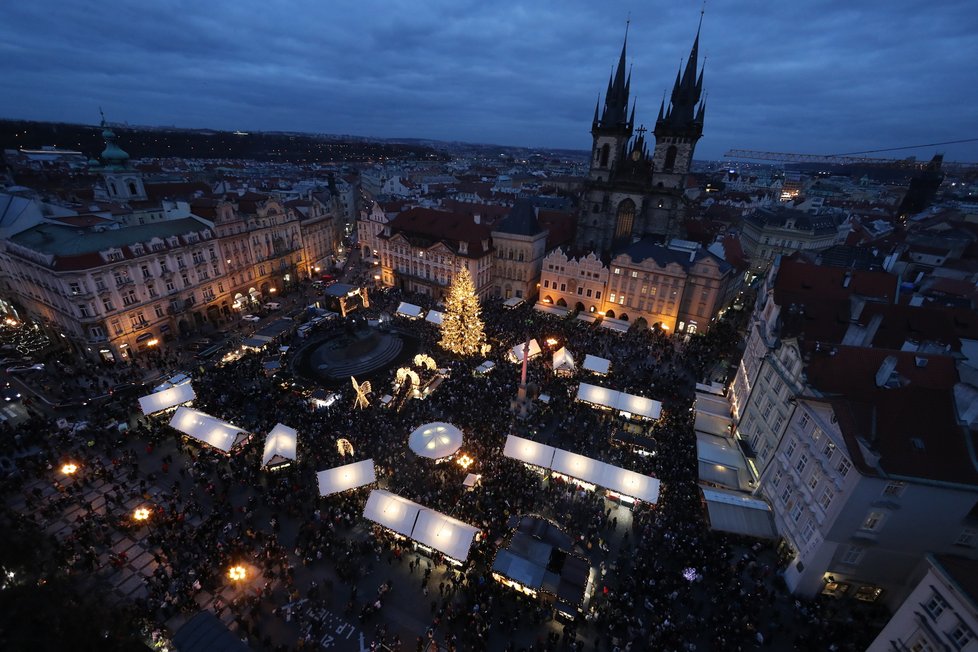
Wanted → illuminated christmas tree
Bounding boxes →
[439,266,486,356]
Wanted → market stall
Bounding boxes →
[317,459,376,496]
[408,422,463,460]
[138,382,195,416]
[262,423,298,470]
[168,407,249,454]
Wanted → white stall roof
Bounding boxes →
[169,407,248,453]
[475,360,495,374]
[600,317,629,333]
[695,381,726,396]
[695,393,733,419]
[600,466,661,504]
[317,459,376,496]
[552,347,576,373]
[139,382,195,415]
[503,434,556,469]
[551,449,606,486]
[408,422,463,460]
[616,392,663,420]
[396,302,423,318]
[508,339,541,363]
[534,302,569,317]
[576,313,597,323]
[582,354,610,375]
[503,297,524,308]
[425,310,444,325]
[576,383,619,409]
[696,433,751,491]
[411,509,479,563]
[262,423,298,467]
[363,490,422,537]
[153,372,191,393]
[701,487,776,539]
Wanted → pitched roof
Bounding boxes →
[773,258,899,305]
[615,239,731,274]
[803,347,977,485]
[385,207,492,258]
[495,200,542,236]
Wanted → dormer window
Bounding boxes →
[131,244,144,256]
[458,241,468,255]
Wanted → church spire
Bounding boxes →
[657,11,706,133]
[598,20,632,130]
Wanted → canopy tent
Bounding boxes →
[507,339,541,363]
[504,435,659,504]
[474,360,495,375]
[694,392,733,437]
[139,382,195,415]
[696,433,752,491]
[425,310,443,325]
[317,459,376,496]
[576,383,662,420]
[463,473,481,488]
[408,422,463,460]
[363,490,422,537]
[241,335,273,350]
[600,465,661,503]
[695,381,726,396]
[600,317,629,333]
[701,487,777,539]
[551,450,607,486]
[262,423,297,468]
[411,509,479,563]
[534,302,569,317]
[153,372,191,393]
[169,407,248,453]
[552,347,576,374]
[503,434,556,470]
[582,354,611,375]
[695,392,733,418]
[576,313,597,323]
[396,302,423,319]
[503,297,524,308]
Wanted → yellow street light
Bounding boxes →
[457,454,474,469]
[61,463,78,475]
[133,507,151,521]
[228,565,247,581]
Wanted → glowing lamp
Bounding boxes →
[146,339,159,347]
[61,463,78,475]
[228,565,247,581]
[457,454,474,469]
[545,338,559,346]
[133,507,151,521]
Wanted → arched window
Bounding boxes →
[614,199,636,243]
[109,182,117,195]
[127,181,138,195]
[664,145,678,172]
[599,143,610,167]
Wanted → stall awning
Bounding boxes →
[503,434,556,469]
[411,509,479,563]
[262,423,297,467]
[600,317,629,333]
[601,465,660,503]
[696,433,752,491]
[507,339,541,363]
[701,487,776,539]
[475,360,495,374]
[169,407,248,453]
[576,313,597,323]
[552,346,576,373]
[695,381,725,396]
[576,383,662,420]
[317,459,376,496]
[426,310,443,325]
[241,336,272,349]
[695,392,733,419]
[139,382,195,415]
[396,302,423,318]
[582,354,610,375]
[363,490,422,537]
[534,302,569,317]
[551,449,606,486]
[503,297,524,308]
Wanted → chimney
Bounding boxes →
[842,271,852,288]
[875,355,898,388]
[473,214,481,225]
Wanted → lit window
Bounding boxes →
[861,511,885,531]
[613,267,621,275]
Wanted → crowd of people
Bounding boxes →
[0,281,887,651]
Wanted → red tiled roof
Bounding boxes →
[774,258,898,306]
[385,207,492,258]
[537,210,575,250]
[803,347,976,485]
[144,181,211,202]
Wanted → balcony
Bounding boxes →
[115,278,134,288]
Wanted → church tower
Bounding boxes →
[96,110,147,202]
[575,16,706,256]
[652,17,706,192]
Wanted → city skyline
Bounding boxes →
[2,0,978,161]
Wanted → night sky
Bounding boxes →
[2,0,977,161]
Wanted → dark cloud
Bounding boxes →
[1,0,977,160]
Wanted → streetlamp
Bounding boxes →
[61,463,78,475]
[228,565,247,581]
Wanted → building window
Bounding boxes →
[955,528,977,548]
[800,519,816,542]
[609,293,616,303]
[785,439,797,458]
[818,487,834,510]
[840,546,864,565]
[577,287,583,295]
[595,291,601,300]
[630,270,638,278]
[89,326,106,339]
[861,511,885,531]
[559,283,566,292]
[586,288,592,298]
[78,304,91,318]
[111,320,123,336]
[823,441,836,459]
[883,482,905,497]
[102,298,115,312]
[795,454,808,475]
[154,304,165,318]
[808,473,819,492]
[779,486,792,505]
[947,623,974,649]
[925,592,949,620]
[837,458,851,477]
[543,280,549,289]
[613,267,621,275]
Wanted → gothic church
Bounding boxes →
[574,20,706,255]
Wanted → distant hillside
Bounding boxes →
[0,119,449,163]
